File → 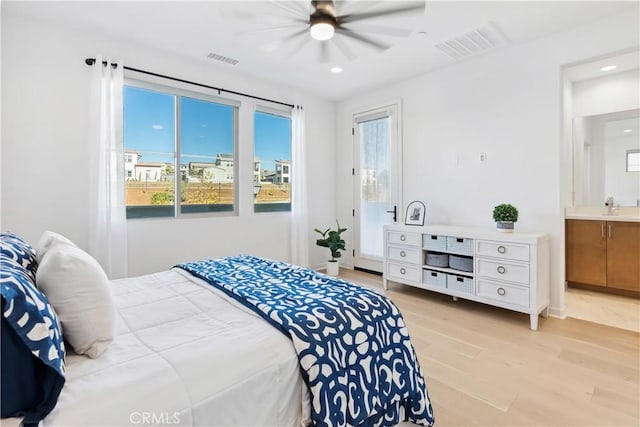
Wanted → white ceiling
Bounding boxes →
[564,50,640,82]
[5,0,639,101]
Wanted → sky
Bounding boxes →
[123,85,291,170]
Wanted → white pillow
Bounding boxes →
[35,230,76,264]
[36,242,115,358]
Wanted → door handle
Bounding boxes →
[386,205,397,222]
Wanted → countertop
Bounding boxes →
[565,207,640,222]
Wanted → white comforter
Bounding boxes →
[43,269,310,426]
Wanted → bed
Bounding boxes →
[1,232,434,427]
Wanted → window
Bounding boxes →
[123,82,238,219]
[627,149,640,172]
[253,109,292,213]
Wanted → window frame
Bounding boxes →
[124,77,241,220]
[253,105,293,214]
[626,149,640,172]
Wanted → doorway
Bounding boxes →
[352,103,402,272]
[562,49,640,329]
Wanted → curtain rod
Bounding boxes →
[85,58,295,109]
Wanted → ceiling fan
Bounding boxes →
[245,1,426,63]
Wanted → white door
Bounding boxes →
[353,104,402,272]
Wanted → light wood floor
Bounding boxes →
[338,268,640,427]
[565,287,640,333]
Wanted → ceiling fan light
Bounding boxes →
[310,21,335,41]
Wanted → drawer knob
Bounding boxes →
[400,234,406,241]
[400,267,406,275]
[497,245,506,254]
[497,266,506,274]
[400,250,406,257]
[497,287,506,296]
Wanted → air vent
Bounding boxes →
[435,23,506,60]
[207,52,239,66]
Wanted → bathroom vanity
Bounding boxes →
[565,208,640,294]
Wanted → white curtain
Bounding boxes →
[290,106,309,267]
[88,56,128,279]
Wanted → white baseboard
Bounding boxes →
[548,305,566,319]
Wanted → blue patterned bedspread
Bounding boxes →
[176,255,434,427]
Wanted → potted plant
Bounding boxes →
[314,220,347,276]
[493,203,519,232]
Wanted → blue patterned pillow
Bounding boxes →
[1,247,65,425]
[0,232,38,282]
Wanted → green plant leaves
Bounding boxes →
[492,203,519,222]
[314,219,347,261]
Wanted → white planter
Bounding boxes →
[496,221,515,232]
[326,260,339,276]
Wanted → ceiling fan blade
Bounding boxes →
[282,26,310,42]
[267,0,310,19]
[237,23,306,36]
[332,33,357,61]
[339,22,412,37]
[339,3,425,24]
[335,27,390,51]
[283,29,311,60]
[318,41,330,63]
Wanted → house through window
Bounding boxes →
[253,108,292,213]
[123,82,238,219]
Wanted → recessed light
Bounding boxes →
[600,65,617,72]
[623,129,632,133]
[416,31,427,36]
[330,66,343,73]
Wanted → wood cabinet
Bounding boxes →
[606,221,640,291]
[383,225,550,330]
[565,220,607,287]
[565,219,640,292]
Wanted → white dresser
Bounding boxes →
[383,224,550,330]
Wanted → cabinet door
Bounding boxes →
[565,219,606,287]
[606,221,640,291]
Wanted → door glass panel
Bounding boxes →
[359,116,391,259]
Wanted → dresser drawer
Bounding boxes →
[446,236,474,256]
[476,240,529,262]
[446,274,474,294]
[476,279,529,308]
[387,231,421,247]
[423,234,447,251]
[387,262,421,283]
[476,259,530,285]
[423,269,447,288]
[387,246,421,264]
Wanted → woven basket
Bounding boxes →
[449,254,473,272]
[425,252,449,268]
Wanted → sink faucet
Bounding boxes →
[605,196,614,215]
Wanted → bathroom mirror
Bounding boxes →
[572,108,640,207]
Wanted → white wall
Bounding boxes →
[335,10,639,317]
[1,9,335,275]
[570,70,640,208]
[572,69,640,118]
[586,116,606,206]
[604,130,640,207]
